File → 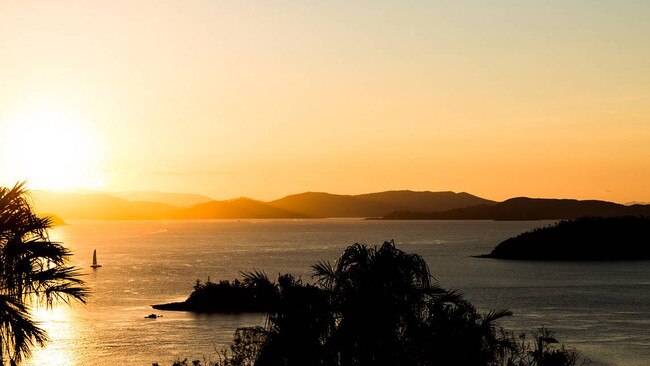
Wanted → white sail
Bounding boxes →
[91,249,102,268]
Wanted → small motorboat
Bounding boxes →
[145,314,162,319]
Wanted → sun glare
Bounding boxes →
[29,305,75,365]
[1,107,105,191]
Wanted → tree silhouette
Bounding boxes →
[0,182,88,364]
[412,290,513,365]
[312,240,437,366]
[160,241,587,366]
[251,273,333,366]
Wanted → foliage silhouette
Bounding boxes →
[311,241,436,366]
[156,241,586,366]
[0,182,88,365]
[153,273,281,313]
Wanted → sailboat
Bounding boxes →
[91,249,102,268]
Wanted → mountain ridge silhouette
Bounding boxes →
[382,197,650,220]
[31,190,493,220]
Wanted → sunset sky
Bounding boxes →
[1,1,649,202]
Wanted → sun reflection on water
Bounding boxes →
[27,306,75,366]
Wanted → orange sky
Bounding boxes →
[1,1,649,203]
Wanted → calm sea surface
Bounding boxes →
[27,219,649,365]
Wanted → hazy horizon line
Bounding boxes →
[26,186,646,206]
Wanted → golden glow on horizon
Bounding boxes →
[1,106,106,191]
[1,1,649,202]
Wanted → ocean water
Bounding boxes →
[26,219,650,365]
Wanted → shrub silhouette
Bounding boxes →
[158,241,587,366]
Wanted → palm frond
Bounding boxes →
[483,309,513,324]
[0,182,89,363]
[241,270,274,289]
[311,261,335,288]
[0,294,48,363]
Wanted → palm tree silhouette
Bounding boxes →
[0,182,88,365]
[414,289,513,365]
[312,240,514,366]
[188,241,582,366]
[312,240,440,366]
[205,241,520,366]
[250,273,333,366]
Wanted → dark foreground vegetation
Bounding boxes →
[0,183,88,365]
[481,216,650,260]
[155,241,587,366]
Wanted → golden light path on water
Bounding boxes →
[30,306,75,365]
[28,224,77,365]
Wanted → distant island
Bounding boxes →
[152,276,278,313]
[381,197,650,221]
[478,216,650,260]
[32,190,493,220]
[30,189,650,221]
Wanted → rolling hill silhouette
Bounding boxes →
[268,192,394,218]
[29,190,650,221]
[32,191,179,220]
[30,190,494,220]
[269,191,494,218]
[383,197,650,220]
[109,191,214,207]
[175,198,308,219]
